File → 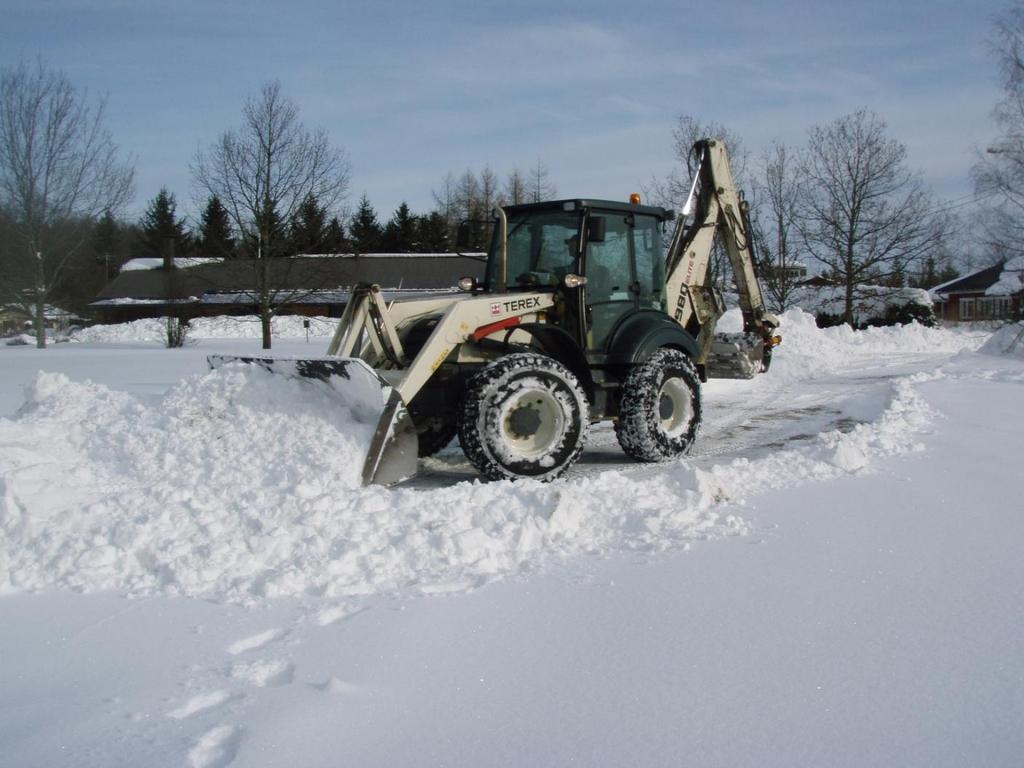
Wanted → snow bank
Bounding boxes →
[708,372,936,496]
[0,364,746,600]
[1,317,947,603]
[767,308,981,383]
[70,315,337,343]
[978,322,1024,359]
[0,365,377,598]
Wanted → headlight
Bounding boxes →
[563,273,588,289]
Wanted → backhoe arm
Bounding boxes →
[665,139,778,356]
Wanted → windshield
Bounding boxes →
[486,209,581,290]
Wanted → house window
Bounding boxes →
[961,296,1012,320]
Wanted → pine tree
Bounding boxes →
[288,193,330,254]
[242,201,286,258]
[381,202,418,252]
[196,195,236,259]
[138,188,191,259]
[416,212,450,252]
[350,194,382,253]
[323,216,347,253]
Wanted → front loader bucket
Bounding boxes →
[208,355,419,486]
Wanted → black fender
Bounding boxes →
[516,323,595,400]
[605,310,700,365]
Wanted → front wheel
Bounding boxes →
[615,348,702,462]
[458,353,589,481]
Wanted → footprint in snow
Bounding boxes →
[310,676,359,695]
[229,658,295,688]
[225,627,289,655]
[167,689,241,720]
[314,603,368,627]
[188,724,243,768]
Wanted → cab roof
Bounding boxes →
[504,198,676,221]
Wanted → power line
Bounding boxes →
[924,188,1001,216]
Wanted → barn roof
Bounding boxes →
[93,254,486,306]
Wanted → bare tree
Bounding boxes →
[479,165,500,215]
[751,141,804,312]
[193,81,350,348]
[0,59,134,347]
[433,162,556,246]
[973,4,1024,259]
[432,171,458,229]
[647,115,750,211]
[648,115,751,290]
[799,109,943,325]
[504,168,527,205]
[454,170,481,222]
[528,159,556,203]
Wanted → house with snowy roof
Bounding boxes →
[930,258,1023,322]
[90,253,486,324]
[1,302,84,336]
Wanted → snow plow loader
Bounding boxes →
[210,139,780,485]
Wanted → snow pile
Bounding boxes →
[979,322,1024,359]
[1,329,941,602]
[767,308,980,383]
[0,365,745,600]
[0,365,378,598]
[71,315,337,343]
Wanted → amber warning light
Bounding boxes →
[629,193,642,204]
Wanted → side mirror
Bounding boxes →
[456,222,471,249]
[587,216,606,243]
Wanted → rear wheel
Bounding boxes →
[458,353,589,481]
[615,347,702,461]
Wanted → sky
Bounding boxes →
[0,0,1009,225]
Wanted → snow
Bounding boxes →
[70,314,338,343]
[0,310,1021,767]
[979,321,1024,358]
[120,257,222,271]
[984,255,1024,296]
[785,283,933,323]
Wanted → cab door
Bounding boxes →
[584,214,635,350]
[583,213,665,351]
[632,214,665,313]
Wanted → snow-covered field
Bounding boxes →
[1,313,1022,767]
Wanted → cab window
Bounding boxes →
[487,210,579,290]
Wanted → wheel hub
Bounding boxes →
[659,394,674,420]
[658,377,693,437]
[508,405,542,438]
[500,387,565,458]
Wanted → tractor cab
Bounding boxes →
[481,199,675,354]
